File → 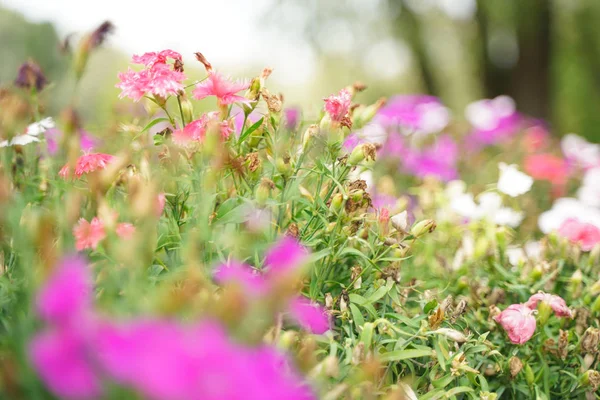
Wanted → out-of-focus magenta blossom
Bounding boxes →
[288,297,329,334]
[402,135,459,182]
[37,255,92,325]
[156,193,166,216]
[30,328,101,400]
[323,89,351,122]
[59,153,114,179]
[557,218,600,251]
[172,113,233,146]
[94,319,314,400]
[525,292,572,318]
[73,217,106,251]
[465,96,521,145]
[494,304,536,344]
[214,261,268,296]
[117,50,185,101]
[115,223,136,239]
[376,95,450,135]
[46,128,98,155]
[232,106,263,136]
[264,236,309,278]
[192,71,250,106]
[524,153,569,186]
[284,107,300,130]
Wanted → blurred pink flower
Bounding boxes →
[131,49,182,68]
[288,297,330,334]
[494,304,536,344]
[37,255,92,325]
[525,292,572,318]
[156,193,166,216]
[172,113,233,146]
[465,96,521,145]
[214,261,268,296]
[557,218,600,251]
[522,125,549,153]
[323,88,351,122]
[59,153,114,179]
[402,135,459,182]
[264,236,309,278]
[73,217,106,251]
[46,128,98,155]
[376,95,449,135]
[284,107,300,130]
[192,71,250,106]
[30,328,101,400]
[524,153,569,186]
[116,223,136,239]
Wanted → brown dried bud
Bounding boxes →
[174,59,184,73]
[428,307,444,329]
[451,298,468,323]
[194,52,213,72]
[575,307,590,334]
[14,60,47,91]
[286,223,299,238]
[558,329,568,360]
[351,342,365,365]
[261,88,283,114]
[581,328,600,355]
[509,356,523,378]
[89,21,114,49]
[351,265,362,289]
[352,81,367,93]
[244,152,261,173]
[488,305,501,321]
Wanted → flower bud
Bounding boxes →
[410,219,437,238]
[353,97,387,128]
[593,296,600,314]
[347,143,377,166]
[330,193,344,214]
[275,156,292,177]
[509,356,523,379]
[435,328,467,343]
[302,124,319,150]
[581,328,600,355]
[569,269,583,297]
[537,300,552,326]
[480,392,498,400]
[524,363,534,386]
[580,370,600,391]
[278,331,297,350]
[255,178,274,206]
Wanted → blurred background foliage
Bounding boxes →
[1,0,600,140]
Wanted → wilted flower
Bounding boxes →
[494,304,536,344]
[192,71,250,106]
[323,88,352,123]
[497,163,533,197]
[59,153,114,178]
[525,292,572,318]
[376,95,449,135]
[557,218,600,252]
[14,60,48,91]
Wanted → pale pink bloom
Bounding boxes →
[288,297,329,334]
[156,193,166,216]
[73,217,106,251]
[59,153,114,179]
[173,113,234,146]
[116,223,136,239]
[323,88,351,122]
[131,49,182,68]
[376,95,449,135]
[494,304,536,344]
[192,71,250,106]
[525,292,572,318]
[214,261,268,296]
[557,218,600,251]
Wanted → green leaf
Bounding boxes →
[238,117,264,144]
[379,347,432,362]
[136,117,169,139]
[367,285,389,303]
[444,386,474,397]
[424,299,438,314]
[349,303,365,330]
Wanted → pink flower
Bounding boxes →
[30,328,102,400]
[172,113,233,146]
[494,304,536,344]
[192,71,250,106]
[524,153,569,186]
[264,236,309,279]
[323,89,351,122]
[376,95,449,135]
[465,96,521,145]
[156,193,166,216]
[116,50,185,101]
[59,153,114,179]
[288,297,329,334]
[522,125,549,153]
[37,255,92,325]
[525,292,572,318]
[116,223,136,239]
[401,134,459,182]
[557,218,600,251]
[214,261,268,296]
[73,217,106,251]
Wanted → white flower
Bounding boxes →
[578,167,600,208]
[465,96,515,131]
[561,133,600,169]
[538,197,600,233]
[451,191,524,227]
[494,207,524,228]
[497,163,533,197]
[450,193,478,219]
[391,210,408,231]
[507,241,541,266]
[0,117,54,148]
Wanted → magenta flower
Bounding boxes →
[192,71,250,106]
[36,255,92,326]
[284,107,300,130]
[494,304,537,344]
[525,292,572,318]
[402,135,459,182]
[288,297,330,334]
[376,95,449,135]
[214,261,268,296]
[465,96,521,145]
[46,128,98,156]
[557,218,600,252]
[323,89,352,122]
[117,50,185,101]
[264,236,309,278]
[30,328,101,400]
